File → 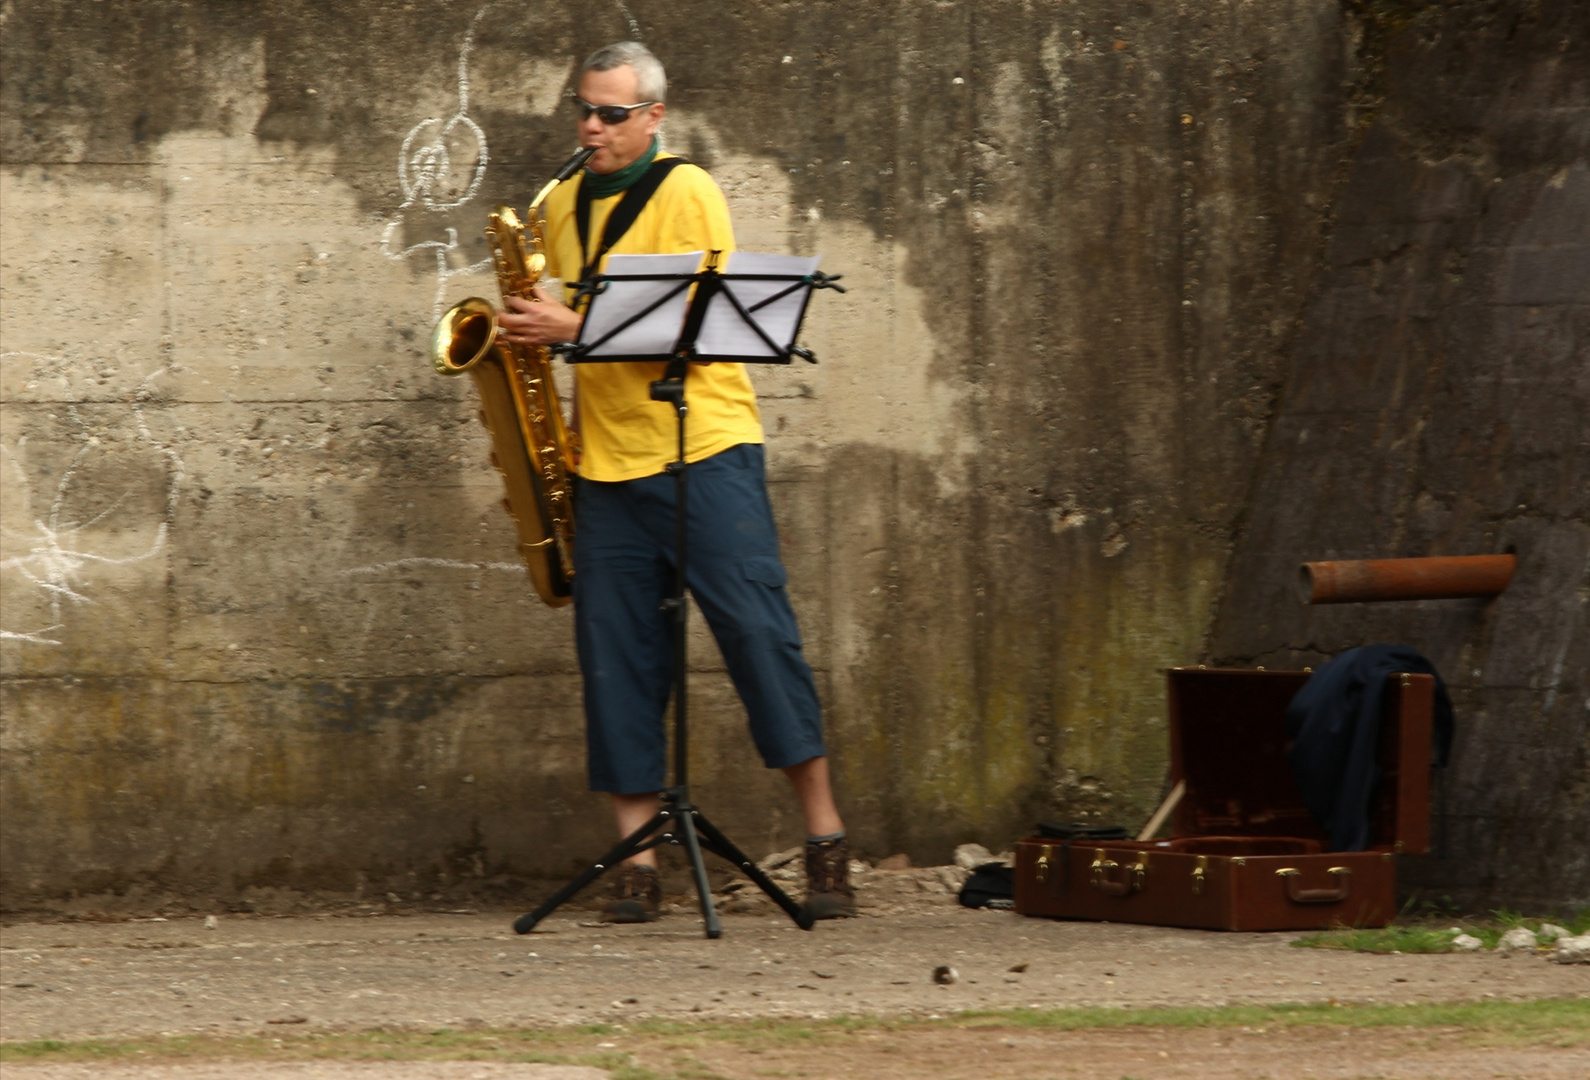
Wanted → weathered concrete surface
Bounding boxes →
[4,0,1580,913]
[0,0,1362,911]
[1208,1,1590,913]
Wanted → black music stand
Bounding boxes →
[512,250,844,939]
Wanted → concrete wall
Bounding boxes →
[1209,0,1590,914]
[4,0,1578,913]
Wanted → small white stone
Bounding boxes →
[1537,923,1571,943]
[1551,934,1590,964]
[1451,933,1484,952]
[203,915,218,930]
[1497,927,1538,955]
[954,843,995,870]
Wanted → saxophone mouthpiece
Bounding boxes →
[528,147,601,213]
[553,146,598,182]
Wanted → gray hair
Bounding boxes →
[580,42,667,103]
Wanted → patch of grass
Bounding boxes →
[962,999,1589,1043]
[1291,925,1465,954]
[3,999,1586,1067]
[1293,908,1589,954]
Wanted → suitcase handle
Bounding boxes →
[1276,866,1351,904]
[1090,849,1146,897]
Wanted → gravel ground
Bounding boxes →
[2,867,1585,1078]
[1,899,1585,1038]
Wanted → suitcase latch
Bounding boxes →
[1036,845,1052,884]
[1191,855,1208,895]
[1089,849,1146,897]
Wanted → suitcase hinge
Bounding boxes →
[1191,855,1208,895]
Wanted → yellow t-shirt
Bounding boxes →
[542,157,764,482]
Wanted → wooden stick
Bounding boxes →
[1136,779,1186,842]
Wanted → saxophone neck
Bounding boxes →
[528,146,597,213]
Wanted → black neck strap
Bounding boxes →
[575,156,692,291]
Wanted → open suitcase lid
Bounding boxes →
[1165,667,1435,855]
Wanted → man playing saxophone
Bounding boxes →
[496,42,853,924]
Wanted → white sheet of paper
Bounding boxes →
[695,251,822,358]
[578,251,704,357]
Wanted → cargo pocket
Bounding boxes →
[739,555,788,588]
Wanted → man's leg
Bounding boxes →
[784,755,855,919]
[574,475,673,923]
[612,791,662,869]
[678,447,856,918]
[782,755,843,837]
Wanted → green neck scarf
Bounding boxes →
[583,137,660,199]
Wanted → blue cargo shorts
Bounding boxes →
[572,443,826,794]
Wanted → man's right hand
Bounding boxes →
[498,287,583,346]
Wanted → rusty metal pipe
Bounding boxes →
[1300,554,1516,604]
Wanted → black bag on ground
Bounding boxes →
[958,862,1016,909]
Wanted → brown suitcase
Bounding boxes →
[1015,667,1434,931]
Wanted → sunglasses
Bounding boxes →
[573,97,659,125]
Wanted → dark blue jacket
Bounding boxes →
[1284,645,1453,852]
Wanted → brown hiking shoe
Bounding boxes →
[601,864,662,923]
[802,838,857,919]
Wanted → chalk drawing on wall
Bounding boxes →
[614,2,643,40]
[380,4,494,317]
[0,354,186,647]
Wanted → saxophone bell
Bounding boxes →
[429,296,498,376]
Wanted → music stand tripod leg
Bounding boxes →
[512,808,673,935]
[692,810,817,929]
[670,796,724,939]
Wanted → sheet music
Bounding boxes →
[578,251,704,357]
[696,251,821,358]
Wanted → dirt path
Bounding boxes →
[3,904,1586,1037]
[3,900,1586,1078]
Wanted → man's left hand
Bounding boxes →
[498,288,583,346]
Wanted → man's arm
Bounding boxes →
[498,164,732,348]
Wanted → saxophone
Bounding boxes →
[429,147,595,607]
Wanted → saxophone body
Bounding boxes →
[429,148,593,607]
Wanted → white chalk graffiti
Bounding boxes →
[0,354,186,647]
[379,5,494,316]
[614,1,643,39]
[379,0,649,315]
